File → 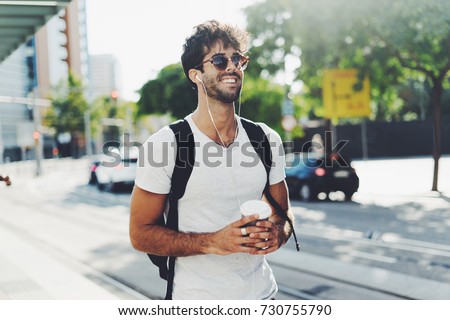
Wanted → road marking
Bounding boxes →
[299,223,450,258]
[381,233,450,252]
[277,284,318,300]
[349,250,397,264]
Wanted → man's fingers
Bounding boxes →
[231,214,259,228]
[249,231,271,239]
[245,225,269,233]
[255,220,274,228]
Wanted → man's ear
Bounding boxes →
[189,69,201,83]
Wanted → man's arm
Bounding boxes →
[266,179,294,245]
[129,186,269,257]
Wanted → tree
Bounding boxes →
[358,0,450,191]
[240,77,285,134]
[244,0,450,191]
[44,72,88,157]
[244,0,405,119]
[137,64,197,119]
[89,94,138,150]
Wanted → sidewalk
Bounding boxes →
[0,221,126,300]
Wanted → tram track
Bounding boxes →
[0,198,407,300]
[299,223,450,258]
[2,161,450,300]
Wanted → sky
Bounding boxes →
[85,0,259,101]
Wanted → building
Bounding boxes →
[0,0,89,162]
[89,54,120,100]
[35,0,90,99]
[0,44,32,162]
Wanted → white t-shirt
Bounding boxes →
[135,114,286,300]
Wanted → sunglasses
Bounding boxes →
[195,53,250,71]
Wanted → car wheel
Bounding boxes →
[299,184,316,201]
[89,173,98,185]
[344,191,354,201]
[105,180,116,193]
[98,180,115,192]
[97,182,106,191]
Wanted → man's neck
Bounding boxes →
[192,99,237,146]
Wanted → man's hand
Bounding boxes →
[207,214,272,255]
[245,218,287,255]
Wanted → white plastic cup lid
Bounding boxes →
[240,200,271,220]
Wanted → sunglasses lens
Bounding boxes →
[212,56,228,70]
[210,55,249,71]
[233,55,248,70]
[231,56,241,68]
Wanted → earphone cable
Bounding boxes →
[200,80,238,148]
[200,72,255,297]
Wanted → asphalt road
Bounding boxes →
[0,156,449,299]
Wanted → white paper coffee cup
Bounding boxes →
[240,200,271,227]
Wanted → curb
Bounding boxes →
[267,248,450,300]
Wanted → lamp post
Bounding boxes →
[84,110,93,156]
[32,88,42,176]
[25,38,42,176]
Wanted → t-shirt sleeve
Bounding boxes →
[259,123,286,185]
[134,126,176,194]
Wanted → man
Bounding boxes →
[130,20,294,299]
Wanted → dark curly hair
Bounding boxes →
[181,20,250,91]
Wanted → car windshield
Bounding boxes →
[287,153,323,169]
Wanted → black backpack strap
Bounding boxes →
[241,118,300,252]
[169,119,196,200]
[164,119,195,299]
[264,185,300,251]
[241,118,272,172]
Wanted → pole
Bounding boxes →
[324,119,332,157]
[361,117,368,161]
[32,88,42,176]
[84,110,93,156]
[125,106,132,145]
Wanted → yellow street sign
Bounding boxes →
[323,69,371,118]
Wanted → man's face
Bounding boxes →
[199,42,243,104]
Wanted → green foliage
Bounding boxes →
[244,0,450,121]
[137,64,197,119]
[240,77,285,134]
[244,0,450,190]
[44,73,88,135]
[89,95,137,139]
[397,80,431,121]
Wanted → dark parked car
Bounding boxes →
[285,152,359,201]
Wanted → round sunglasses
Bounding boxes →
[195,53,250,71]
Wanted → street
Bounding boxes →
[0,156,449,299]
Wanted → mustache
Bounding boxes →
[219,72,241,81]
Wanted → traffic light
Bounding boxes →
[26,56,34,80]
[111,89,119,101]
[33,130,40,141]
[25,39,36,92]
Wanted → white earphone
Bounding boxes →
[195,75,203,83]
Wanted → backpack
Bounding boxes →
[147,117,300,300]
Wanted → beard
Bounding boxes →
[202,73,242,103]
